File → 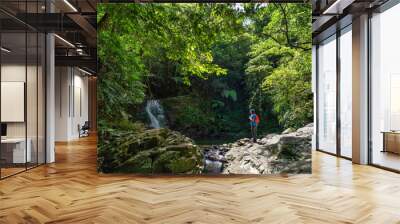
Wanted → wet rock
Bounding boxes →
[282,128,295,134]
[237,141,245,146]
[202,145,228,173]
[221,123,313,175]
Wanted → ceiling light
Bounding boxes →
[78,67,92,76]
[1,47,11,53]
[63,0,78,12]
[54,34,75,48]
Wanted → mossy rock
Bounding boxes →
[117,150,153,173]
[127,135,163,153]
[168,157,199,174]
[152,150,181,173]
[165,144,197,153]
[143,128,169,139]
[165,131,193,145]
[127,128,170,153]
[109,127,203,174]
[153,144,202,174]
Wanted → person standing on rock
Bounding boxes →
[249,109,259,143]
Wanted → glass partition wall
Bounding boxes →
[370,3,400,171]
[315,1,400,172]
[317,35,337,154]
[0,31,27,177]
[316,25,353,159]
[0,5,46,179]
[339,26,352,159]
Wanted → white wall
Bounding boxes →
[55,66,70,141]
[1,65,41,137]
[55,67,89,141]
[1,63,46,164]
[1,64,26,138]
[72,72,89,138]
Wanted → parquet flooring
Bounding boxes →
[1,135,400,223]
[0,167,26,178]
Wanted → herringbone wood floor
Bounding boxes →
[1,136,400,224]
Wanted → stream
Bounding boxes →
[201,145,229,173]
[145,99,228,174]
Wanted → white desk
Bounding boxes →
[1,138,31,163]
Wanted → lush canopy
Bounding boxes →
[98,3,312,150]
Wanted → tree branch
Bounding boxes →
[272,3,311,51]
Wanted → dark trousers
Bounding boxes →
[251,125,257,142]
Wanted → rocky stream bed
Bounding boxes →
[202,123,313,174]
[108,123,312,174]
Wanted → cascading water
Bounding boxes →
[203,145,228,173]
[145,100,166,129]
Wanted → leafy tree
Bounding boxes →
[97,3,241,123]
[263,51,312,128]
[245,3,312,129]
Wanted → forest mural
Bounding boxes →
[97,3,313,174]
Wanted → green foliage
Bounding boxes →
[244,3,312,129]
[97,23,146,122]
[211,100,225,110]
[177,105,215,130]
[262,4,311,51]
[97,3,240,119]
[221,89,237,102]
[97,3,244,156]
[263,51,312,128]
[162,96,217,136]
[98,2,312,135]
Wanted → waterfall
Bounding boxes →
[145,100,166,129]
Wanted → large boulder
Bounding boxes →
[222,123,313,174]
[112,128,203,174]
